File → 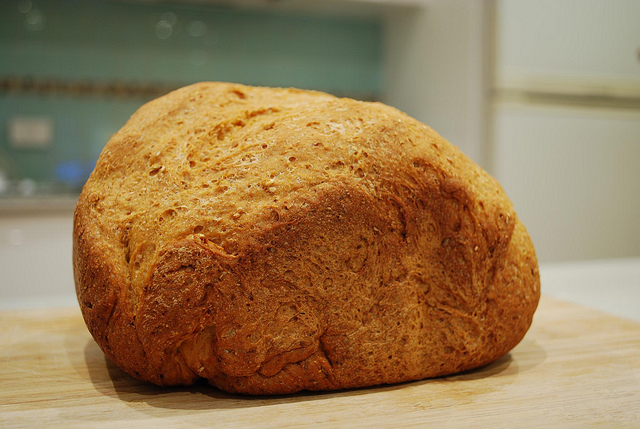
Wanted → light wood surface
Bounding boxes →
[1,296,639,428]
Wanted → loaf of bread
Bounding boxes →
[73,82,539,395]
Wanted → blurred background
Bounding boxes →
[1,0,639,313]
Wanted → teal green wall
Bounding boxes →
[0,0,382,192]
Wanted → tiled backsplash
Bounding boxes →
[0,0,382,195]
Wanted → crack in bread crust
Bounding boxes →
[73,82,540,394]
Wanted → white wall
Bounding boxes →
[383,0,489,166]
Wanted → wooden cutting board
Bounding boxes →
[1,296,639,428]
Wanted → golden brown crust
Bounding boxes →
[73,82,540,395]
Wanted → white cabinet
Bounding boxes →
[496,0,640,97]
[493,103,640,262]
[0,211,76,309]
[492,0,640,263]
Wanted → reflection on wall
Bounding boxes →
[0,0,382,196]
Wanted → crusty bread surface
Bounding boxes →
[73,82,540,395]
